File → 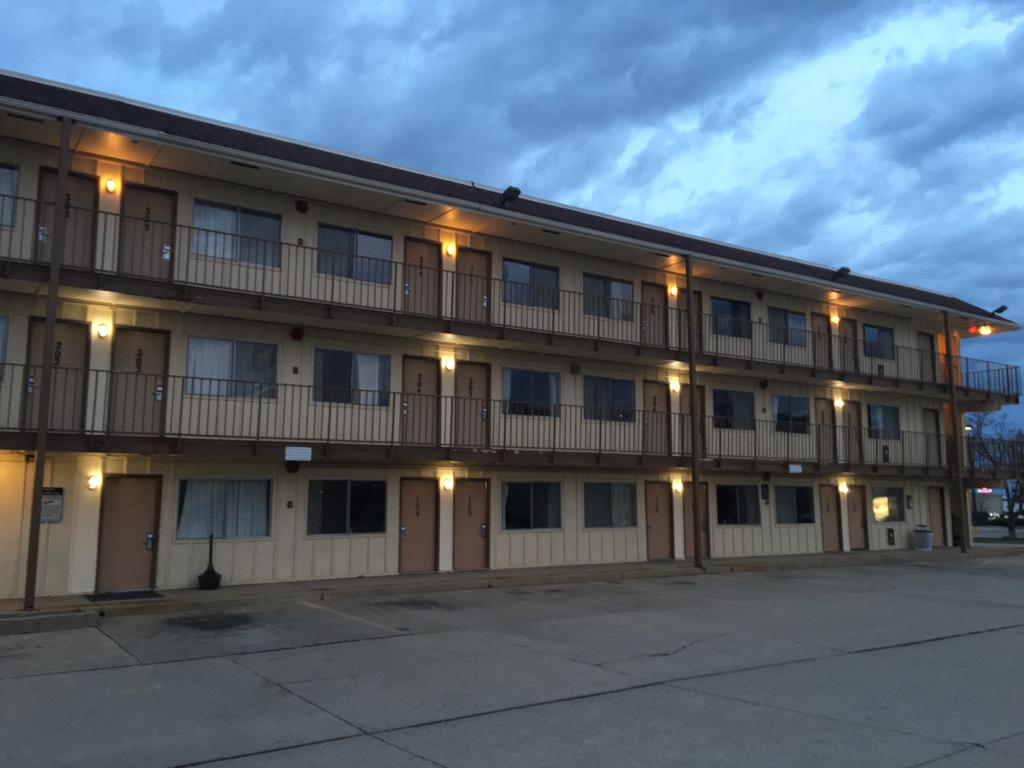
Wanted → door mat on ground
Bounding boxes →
[85,590,162,602]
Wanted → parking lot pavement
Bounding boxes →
[3,556,1024,767]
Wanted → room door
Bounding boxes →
[645,481,673,560]
[683,481,710,560]
[119,184,176,279]
[642,380,670,455]
[819,484,842,553]
[928,486,947,547]
[403,239,441,316]
[23,318,89,431]
[815,397,836,464]
[36,169,97,269]
[453,479,489,570]
[402,357,439,445]
[108,329,168,435]
[811,313,832,369]
[847,485,868,550]
[454,362,489,448]
[455,248,490,323]
[95,476,161,592]
[838,318,858,373]
[399,478,438,573]
[640,282,668,348]
[681,384,706,457]
[917,332,936,383]
[844,400,863,464]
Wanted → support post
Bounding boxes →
[24,117,72,611]
[943,311,969,553]
[685,254,703,568]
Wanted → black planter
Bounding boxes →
[198,534,222,590]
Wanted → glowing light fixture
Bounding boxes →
[672,479,684,494]
[669,377,681,394]
[834,396,845,409]
[964,424,973,432]
[440,474,454,492]
[838,480,849,495]
[978,324,992,336]
[829,313,841,326]
[87,474,102,491]
[441,356,456,371]
[668,284,679,298]
[95,322,110,339]
[444,242,457,258]
[103,178,118,194]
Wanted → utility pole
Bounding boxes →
[684,254,703,568]
[23,117,71,611]
[943,311,969,553]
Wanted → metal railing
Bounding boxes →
[0,363,953,468]
[965,437,1024,472]
[0,194,1017,396]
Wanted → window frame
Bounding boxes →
[716,484,762,526]
[863,324,896,360]
[775,485,815,524]
[307,479,387,536]
[871,487,906,522]
[185,336,278,398]
[176,478,272,540]
[582,273,634,322]
[315,223,392,284]
[583,375,636,422]
[502,258,560,310]
[583,482,637,528]
[0,164,18,228]
[192,199,282,267]
[767,307,807,347]
[502,481,562,530]
[772,394,810,434]
[712,389,755,430]
[312,348,391,406]
[711,297,752,339]
[502,367,560,417]
[867,404,901,440]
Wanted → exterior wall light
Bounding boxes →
[440,474,454,492]
[834,396,844,409]
[672,479,684,494]
[838,480,849,495]
[444,242,457,258]
[668,284,679,298]
[103,178,118,194]
[87,474,102,491]
[669,378,681,394]
[441,356,456,371]
[94,322,110,339]
[829,313,841,326]
[978,324,992,336]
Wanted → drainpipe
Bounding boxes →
[685,254,703,568]
[23,117,71,611]
[943,311,969,553]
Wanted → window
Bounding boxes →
[583,274,634,321]
[0,165,17,227]
[584,483,637,528]
[863,324,896,360]
[503,259,559,309]
[583,376,635,422]
[307,480,386,535]
[713,389,755,430]
[716,485,761,525]
[871,487,906,522]
[773,395,810,434]
[775,486,815,524]
[192,200,281,267]
[313,349,390,406]
[177,479,270,539]
[502,368,559,416]
[868,405,901,439]
[316,224,391,283]
[186,338,277,398]
[711,297,751,339]
[768,308,807,347]
[502,482,561,529]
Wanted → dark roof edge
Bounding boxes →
[0,70,1016,329]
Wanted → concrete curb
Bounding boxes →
[0,609,100,636]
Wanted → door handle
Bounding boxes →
[480,522,488,538]
[155,383,164,402]
[26,374,34,394]
[403,282,411,296]
[480,406,489,421]
[482,295,489,308]
[400,524,407,539]
[37,225,47,242]
[144,533,154,551]
[402,399,409,416]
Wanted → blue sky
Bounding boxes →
[2,0,1022,416]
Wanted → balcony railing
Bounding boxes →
[0,194,1017,397]
[0,363,954,468]
[965,437,1024,473]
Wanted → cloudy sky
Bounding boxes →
[2,0,1022,415]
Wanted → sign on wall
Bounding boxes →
[41,487,64,524]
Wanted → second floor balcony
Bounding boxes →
[1,194,1018,399]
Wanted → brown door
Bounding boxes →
[819,485,842,552]
[36,169,97,269]
[681,384,706,457]
[454,362,489,448]
[403,239,441,316]
[399,478,438,573]
[453,479,489,570]
[838,318,858,373]
[847,485,868,550]
[928,487,946,547]
[917,332,936,383]
[23,319,89,431]
[844,400,863,464]
[645,481,673,560]
[643,380,669,455]
[455,248,490,323]
[119,185,176,279]
[95,476,161,592]
[108,329,168,435]
[641,283,668,348]
[923,408,942,467]
[816,397,836,464]
[402,357,439,445]
[683,481,710,559]
[812,313,832,369]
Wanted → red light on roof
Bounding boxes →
[968,325,978,334]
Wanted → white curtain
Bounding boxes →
[354,233,392,284]
[177,479,269,539]
[353,353,387,405]
[611,483,636,527]
[192,202,238,260]
[186,338,232,395]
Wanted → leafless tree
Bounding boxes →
[966,412,1024,539]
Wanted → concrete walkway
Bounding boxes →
[3,554,1024,766]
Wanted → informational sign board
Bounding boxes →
[41,487,64,524]
[788,464,803,474]
[285,446,312,462]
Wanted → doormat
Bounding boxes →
[86,590,162,602]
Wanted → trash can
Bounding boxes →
[913,526,933,551]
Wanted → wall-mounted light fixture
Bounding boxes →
[444,242,457,258]
[440,474,454,492]
[668,284,679,298]
[103,178,118,194]
[87,473,102,491]
[830,313,841,326]
[978,324,993,336]
[669,377,681,394]
[441,355,456,372]
[94,322,110,339]
[834,396,845,409]
[838,480,849,495]
[672,479,684,494]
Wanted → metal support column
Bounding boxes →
[943,311,969,553]
[685,254,704,568]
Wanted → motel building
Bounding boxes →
[0,72,1020,603]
